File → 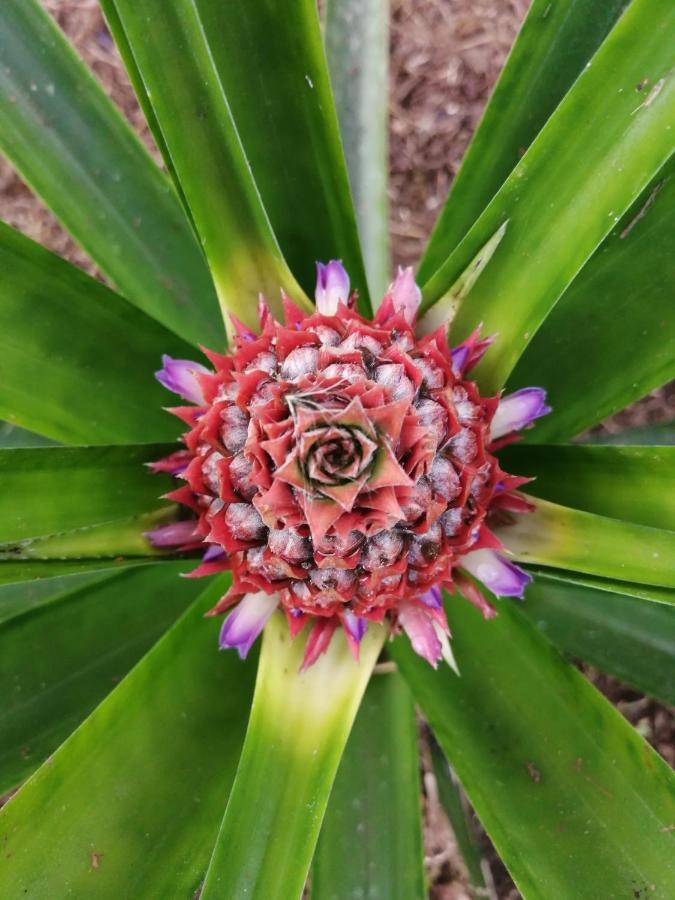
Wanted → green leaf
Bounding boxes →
[98,1,196,228]
[0,510,173,562]
[418,0,627,280]
[189,0,371,312]
[0,444,174,542]
[508,157,675,441]
[587,422,675,446]
[0,223,192,444]
[0,0,220,347]
[418,222,508,334]
[0,422,57,448]
[0,575,256,898]
[525,569,675,608]
[0,561,203,794]
[0,558,165,587]
[0,571,112,625]
[391,594,675,898]
[503,444,675,530]
[201,613,386,900]
[429,742,486,895]
[326,0,390,299]
[312,670,426,900]
[497,497,675,589]
[523,570,675,705]
[420,0,675,392]
[108,0,313,330]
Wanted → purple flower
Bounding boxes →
[342,611,368,644]
[155,354,209,404]
[419,585,442,609]
[449,329,494,376]
[398,603,443,668]
[459,549,532,599]
[315,260,350,314]
[145,520,199,548]
[450,345,470,375]
[229,314,257,342]
[202,544,227,562]
[491,388,551,439]
[218,591,279,659]
[389,267,422,323]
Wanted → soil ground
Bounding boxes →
[0,2,672,897]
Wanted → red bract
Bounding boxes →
[151,264,549,669]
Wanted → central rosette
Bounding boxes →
[270,392,414,547]
[299,419,376,487]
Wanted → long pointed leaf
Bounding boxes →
[509,157,675,440]
[326,0,390,299]
[504,444,675,530]
[526,569,675,608]
[201,613,386,900]
[523,570,675,705]
[312,670,425,900]
[418,0,627,280]
[429,743,487,896]
[420,0,675,392]
[0,562,202,794]
[0,575,256,898]
[0,571,110,625]
[497,497,675,588]
[188,0,371,312]
[108,0,312,329]
[588,422,675,446]
[391,595,675,898]
[0,0,220,346]
[0,223,191,444]
[0,508,174,563]
[98,1,195,226]
[0,558,166,587]
[0,423,57,449]
[0,444,173,542]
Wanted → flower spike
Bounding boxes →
[144,519,200,549]
[459,549,532,599]
[218,592,279,659]
[398,603,443,668]
[342,611,368,659]
[389,266,422,323]
[315,260,350,314]
[155,355,209,404]
[491,387,551,439]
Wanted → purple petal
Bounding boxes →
[315,260,350,314]
[155,355,209,404]
[449,329,494,376]
[229,315,257,342]
[419,585,442,609]
[398,604,442,668]
[450,345,470,375]
[490,387,551,439]
[218,591,279,659]
[342,611,368,643]
[202,544,227,562]
[165,459,189,476]
[459,549,532,599]
[145,520,198,548]
[389,267,421,324]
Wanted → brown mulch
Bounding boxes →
[1,2,673,897]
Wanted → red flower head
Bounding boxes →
[150,263,549,669]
